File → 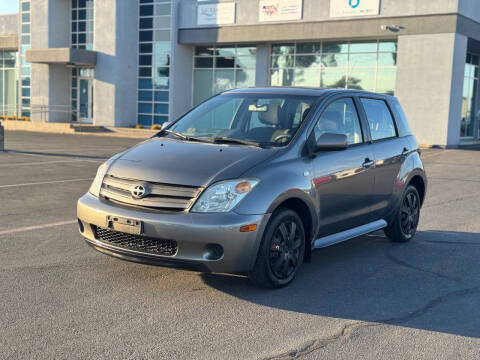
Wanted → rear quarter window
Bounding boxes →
[360,98,397,141]
[389,99,413,137]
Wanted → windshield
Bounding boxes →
[168,93,318,147]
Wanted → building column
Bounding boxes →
[395,33,468,147]
[255,44,269,87]
[93,0,138,127]
[30,0,71,122]
[170,2,194,122]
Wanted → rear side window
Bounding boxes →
[390,100,412,136]
[361,98,397,141]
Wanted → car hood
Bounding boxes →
[107,137,278,187]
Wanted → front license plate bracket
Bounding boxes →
[106,215,143,235]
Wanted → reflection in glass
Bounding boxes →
[271,44,295,55]
[376,69,397,95]
[271,69,294,86]
[271,55,294,68]
[321,69,347,88]
[295,55,320,68]
[296,43,321,54]
[321,54,348,68]
[294,68,321,87]
[214,70,235,93]
[348,69,376,91]
[378,53,397,67]
[323,42,348,53]
[194,70,213,105]
[236,69,255,88]
[350,42,378,53]
[236,56,256,69]
[348,53,377,68]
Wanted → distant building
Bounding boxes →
[0,0,479,147]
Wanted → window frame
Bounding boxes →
[310,95,366,148]
[358,96,399,143]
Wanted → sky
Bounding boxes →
[0,2,19,15]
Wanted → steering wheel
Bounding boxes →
[273,134,292,143]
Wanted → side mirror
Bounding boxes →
[315,133,348,151]
[161,121,172,129]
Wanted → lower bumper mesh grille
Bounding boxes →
[93,226,177,256]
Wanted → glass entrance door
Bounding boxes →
[78,77,93,123]
[461,54,479,140]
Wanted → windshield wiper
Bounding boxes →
[160,130,211,143]
[210,137,263,148]
[161,129,189,140]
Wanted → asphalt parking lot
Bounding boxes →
[1,130,480,360]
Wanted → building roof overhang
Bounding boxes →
[25,47,97,67]
[0,35,18,50]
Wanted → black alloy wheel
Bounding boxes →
[385,185,421,243]
[249,208,305,288]
[269,220,303,280]
[400,190,420,237]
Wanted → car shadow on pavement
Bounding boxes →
[202,230,480,339]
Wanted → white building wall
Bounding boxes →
[395,33,468,147]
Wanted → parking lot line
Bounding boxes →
[0,178,94,189]
[0,220,77,236]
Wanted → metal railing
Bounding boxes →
[0,105,79,123]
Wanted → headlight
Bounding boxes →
[191,179,259,213]
[89,162,108,197]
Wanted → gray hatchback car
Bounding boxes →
[78,88,427,288]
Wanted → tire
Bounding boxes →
[385,185,421,243]
[249,208,306,289]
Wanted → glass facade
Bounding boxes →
[193,45,257,106]
[71,0,94,121]
[0,51,18,116]
[20,0,31,118]
[460,53,479,138]
[71,0,94,50]
[137,0,172,127]
[270,40,397,94]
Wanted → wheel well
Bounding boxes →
[409,175,426,205]
[275,198,314,261]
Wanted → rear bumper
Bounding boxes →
[77,193,270,274]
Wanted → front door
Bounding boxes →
[78,77,93,123]
[311,97,376,237]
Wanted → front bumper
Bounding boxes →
[77,193,270,274]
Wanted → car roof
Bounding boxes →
[225,87,396,100]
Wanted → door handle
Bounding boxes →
[362,158,375,168]
[402,147,410,155]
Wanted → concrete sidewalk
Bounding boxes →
[1,120,158,139]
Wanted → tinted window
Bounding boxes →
[314,98,363,145]
[361,98,396,140]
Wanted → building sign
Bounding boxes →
[259,0,303,22]
[197,3,236,26]
[330,0,380,18]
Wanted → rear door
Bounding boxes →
[358,97,411,219]
[310,97,376,237]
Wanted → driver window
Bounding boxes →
[314,98,363,145]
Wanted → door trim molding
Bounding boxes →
[313,219,387,249]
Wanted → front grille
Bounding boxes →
[100,175,202,212]
[93,226,178,256]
